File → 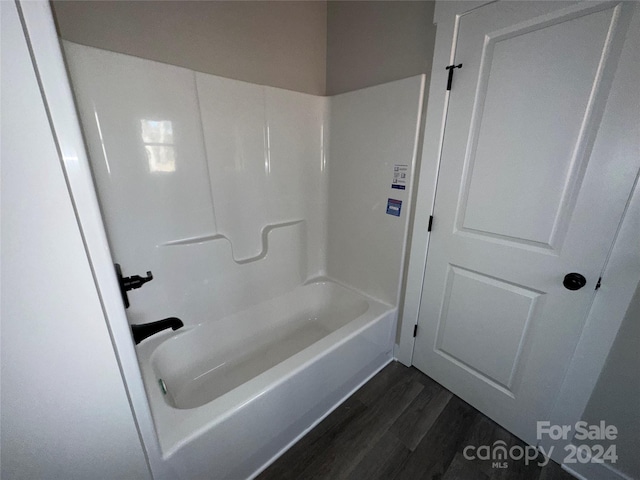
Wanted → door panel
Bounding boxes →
[461,7,613,248]
[436,265,541,392]
[413,1,638,446]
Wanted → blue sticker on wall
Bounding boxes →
[386,198,402,217]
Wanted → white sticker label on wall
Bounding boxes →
[392,164,409,190]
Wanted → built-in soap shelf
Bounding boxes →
[159,219,305,265]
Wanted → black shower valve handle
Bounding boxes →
[115,263,153,309]
[123,271,153,291]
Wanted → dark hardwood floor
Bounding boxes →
[258,362,575,480]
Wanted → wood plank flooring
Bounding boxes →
[258,362,575,480]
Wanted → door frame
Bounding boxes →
[398,0,640,473]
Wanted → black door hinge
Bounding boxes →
[595,277,602,290]
[428,215,434,232]
[413,325,418,337]
[446,63,463,90]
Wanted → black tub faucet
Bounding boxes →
[131,317,184,345]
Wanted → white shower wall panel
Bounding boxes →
[129,222,307,328]
[326,76,426,306]
[194,74,266,259]
[264,87,329,275]
[64,42,325,327]
[62,42,216,266]
[196,74,328,266]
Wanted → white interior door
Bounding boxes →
[413,1,639,446]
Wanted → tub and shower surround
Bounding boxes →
[64,41,425,479]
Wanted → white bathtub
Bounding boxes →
[136,279,396,479]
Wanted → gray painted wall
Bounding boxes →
[326,1,436,95]
[581,281,640,479]
[51,1,327,95]
[51,1,437,96]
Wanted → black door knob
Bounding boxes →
[563,272,587,291]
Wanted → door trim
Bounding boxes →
[545,170,640,470]
[398,0,495,366]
